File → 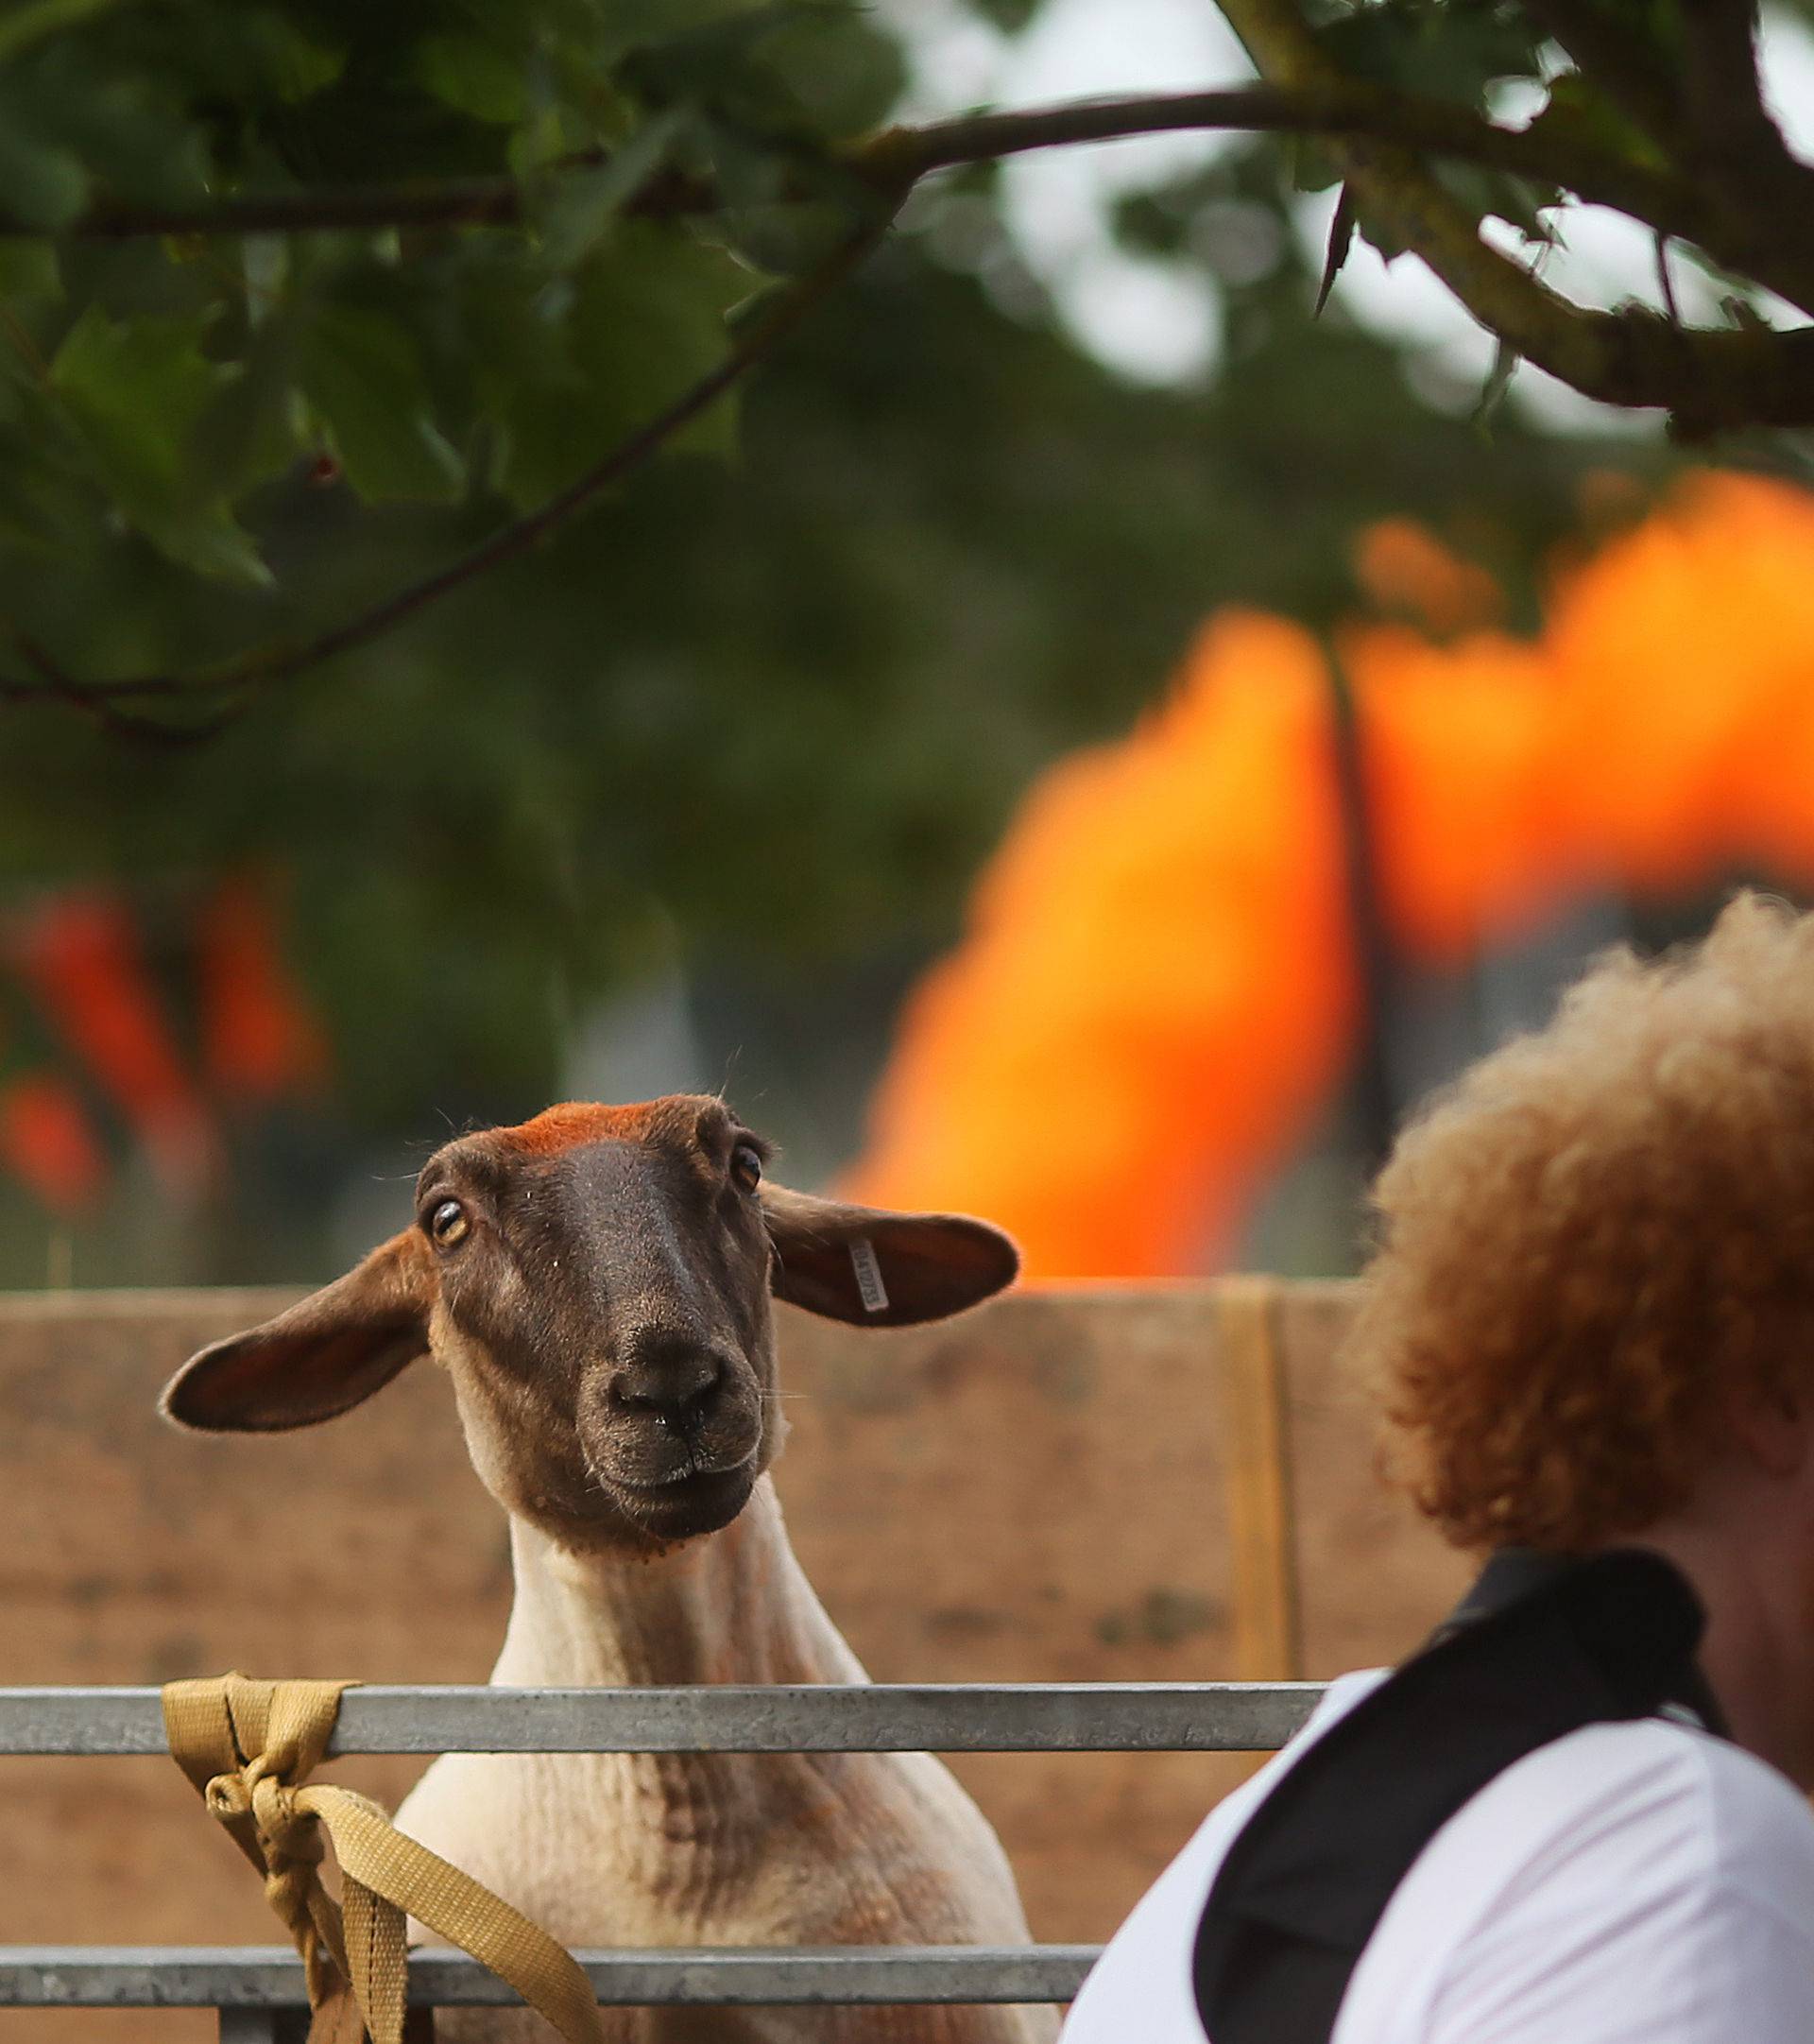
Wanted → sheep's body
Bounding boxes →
[396,1488,1057,2044]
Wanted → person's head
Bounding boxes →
[1351,890,1814,1559]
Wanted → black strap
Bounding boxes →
[1191,1549,1723,2043]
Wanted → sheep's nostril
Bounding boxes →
[608,1347,725,1427]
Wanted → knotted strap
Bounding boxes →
[163,1674,608,2044]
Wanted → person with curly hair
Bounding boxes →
[1065,890,1814,2043]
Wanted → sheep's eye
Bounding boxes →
[729,1142,762,1195]
[429,1198,471,1248]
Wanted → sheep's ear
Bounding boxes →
[161,1231,435,1433]
[761,1183,1018,1328]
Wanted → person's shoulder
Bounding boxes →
[1475,1714,1814,1926]
[1342,1718,1814,2042]
[1547,1716,1814,1852]
[1672,1724,1814,1908]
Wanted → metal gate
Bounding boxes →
[0,1679,1323,2035]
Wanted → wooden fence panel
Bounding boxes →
[0,1283,1467,2044]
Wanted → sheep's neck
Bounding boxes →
[488,1474,868,1878]
[493,1474,862,1692]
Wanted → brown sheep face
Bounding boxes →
[161,1094,1019,1554]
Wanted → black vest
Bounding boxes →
[1191,1549,1727,2043]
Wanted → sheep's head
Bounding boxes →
[160,1095,1018,1551]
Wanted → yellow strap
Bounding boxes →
[163,1675,608,2044]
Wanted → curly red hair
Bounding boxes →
[1354,890,1814,1552]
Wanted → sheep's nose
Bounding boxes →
[608,1332,727,1427]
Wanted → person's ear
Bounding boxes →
[161,1231,434,1432]
[761,1182,1018,1328]
[1729,1375,1814,1483]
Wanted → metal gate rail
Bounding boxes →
[0,1680,1326,2027]
[0,1682,1321,1756]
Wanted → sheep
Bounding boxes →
[160,1095,1058,2044]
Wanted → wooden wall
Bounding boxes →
[0,1283,1468,2042]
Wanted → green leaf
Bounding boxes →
[145,503,275,586]
[538,110,684,270]
[50,304,272,585]
[598,0,782,61]
[0,240,60,301]
[576,229,745,431]
[193,318,304,496]
[468,228,744,508]
[300,304,465,505]
[0,423,97,554]
[0,46,212,218]
[0,116,86,230]
[719,196,852,277]
[756,10,907,137]
[53,304,214,455]
[1112,192,1189,260]
[508,98,586,180]
[52,302,218,506]
[251,14,343,103]
[1318,0,1544,109]
[1528,68,1667,171]
[1291,135,1343,197]
[1351,188,1411,265]
[414,31,527,126]
[1434,162,1557,241]
[616,3,826,132]
[966,0,1040,27]
[0,0,124,64]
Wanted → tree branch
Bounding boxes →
[0,219,887,732]
[0,627,230,744]
[885,80,1814,311]
[1212,0,1814,423]
[35,72,1806,313]
[32,163,715,240]
[17,82,1708,249]
[874,82,1703,236]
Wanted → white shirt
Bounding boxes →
[1062,1669,1814,2043]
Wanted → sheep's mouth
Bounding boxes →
[610,1456,757,1537]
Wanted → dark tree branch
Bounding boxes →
[885,80,1814,313]
[15,82,1710,249]
[1214,0,1814,423]
[870,83,1701,234]
[1,629,228,744]
[31,162,716,240]
[42,78,1814,322]
[0,220,886,730]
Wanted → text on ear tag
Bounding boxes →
[849,1237,889,1314]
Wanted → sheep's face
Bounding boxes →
[416,1097,781,1547]
[161,1094,1018,1554]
